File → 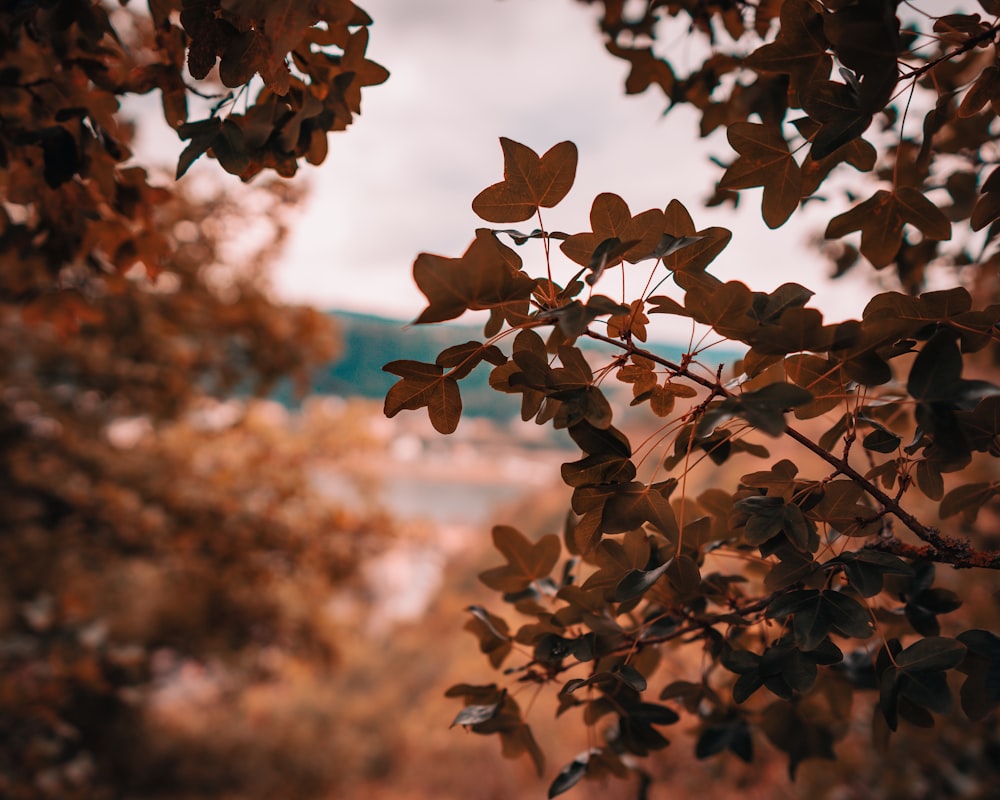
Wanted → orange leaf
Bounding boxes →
[472,138,578,223]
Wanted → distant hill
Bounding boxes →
[305,310,517,420]
[280,309,726,421]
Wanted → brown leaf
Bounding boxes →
[479,526,561,593]
[338,27,391,112]
[575,481,679,540]
[825,189,951,268]
[784,354,845,418]
[605,42,675,96]
[720,122,802,228]
[472,138,578,223]
[383,360,462,434]
[810,480,881,538]
[560,193,663,268]
[972,167,1000,231]
[743,0,831,101]
[659,200,732,279]
[684,280,756,340]
[413,230,535,324]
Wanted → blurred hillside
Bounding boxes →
[291,310,707,420]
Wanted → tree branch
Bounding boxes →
[584,330,1000,570]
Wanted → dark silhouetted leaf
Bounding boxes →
[548,751,593,798]
[560,193,663,270]
[720,122,802,228]
[826,189,951,268]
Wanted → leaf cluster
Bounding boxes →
[580,0,1000,289]
[390,125,1000,792]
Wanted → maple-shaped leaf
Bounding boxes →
[219,1,319,95]
[743,0,831,103]
[383,359,462,434]
[479,526,561,594]
[605,42,675,97]
[659,199,731,278]
[825,188,951,268]
[810,480,881,538]
[413,229,536,324]
[720,122,802,227]
[181,3,232,81]
[472,138,578,223]
[337,27,391,113]
[799,76,885,161]
[560,193,663,269]
[580,529,651,594]
[573,481,679,540]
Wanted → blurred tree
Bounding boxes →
[0,1,389,797]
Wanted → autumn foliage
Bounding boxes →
[6,0,1000,798]
[0,2,389,798]
[383,1,1000,795]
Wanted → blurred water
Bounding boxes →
[373,475,530,525]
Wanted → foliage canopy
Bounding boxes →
[382,0,1000,794]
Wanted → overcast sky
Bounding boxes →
[253,0,874,326]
